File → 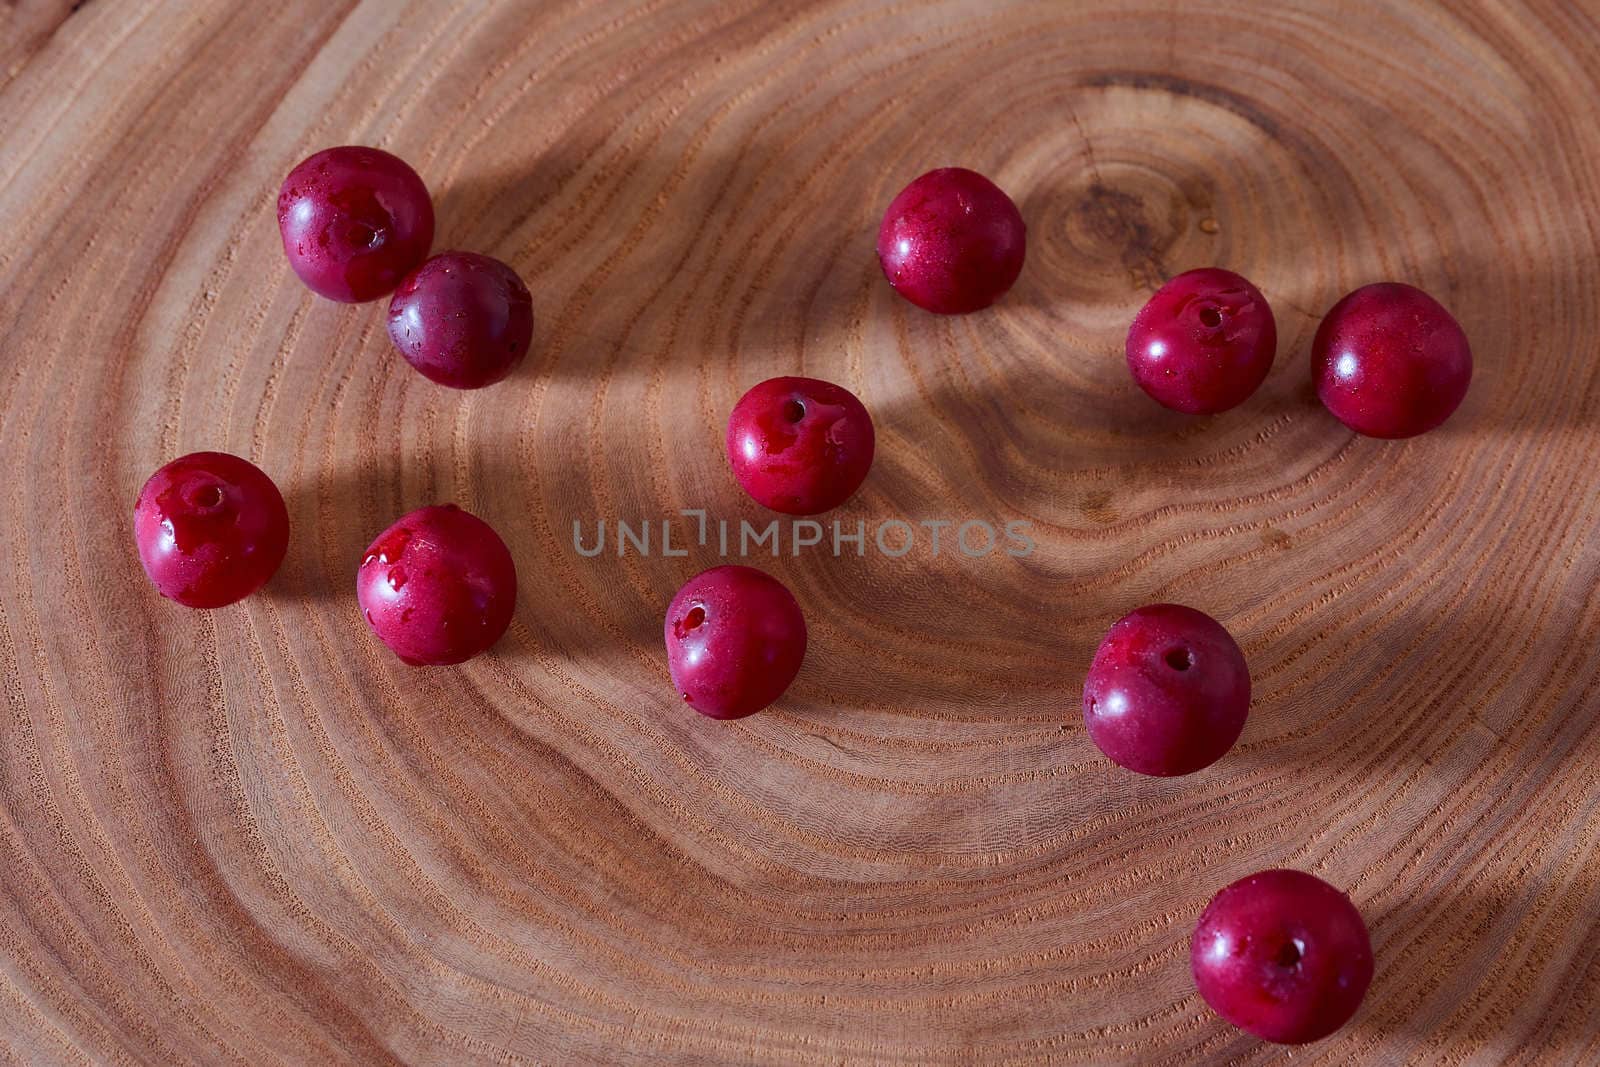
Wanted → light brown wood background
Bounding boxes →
[2,0,1598,1063]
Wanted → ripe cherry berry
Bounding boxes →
[1082,604,1250,776]
[356,505,516,666]
[725,376,875,515]
[277,146,435,303]
[876,167,1026,314]
[1126,268,1277,414]
[133,451,290,608]
[1192,869,1374,1044]
[664,566,807,719]
[1312,282,1472,438]
[387,252,534,389]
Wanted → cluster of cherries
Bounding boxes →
[133,155,1473,1047]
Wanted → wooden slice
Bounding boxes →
[1,1,1597,1062]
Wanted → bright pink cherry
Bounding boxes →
[664,566,806,719]
[133,451,289,608]
[1192,869,1374,1044]
[725,376,875,515]
[1312,282,1472,438]
[356,505,516,666]
[277,146,435,303]
[876,167,1026,314]
[388,251,534,389]
[1126,268,1277,414]
[1082,604,1250,776]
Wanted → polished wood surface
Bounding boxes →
[2,1,1598,1062]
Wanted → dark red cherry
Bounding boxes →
[277,146,434,303]
[356,505,516,666]
[1082,604,1250,776]
[387,252,534,389]
[1312,282,1472,438]
[876,167,1026,314]
[1192,869,1374,1044]
[725,376,875,515]
[664,566,806,719]
[133,451,289,608]
[1126,268,1277,414]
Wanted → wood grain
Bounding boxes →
[3,0,1599,1063]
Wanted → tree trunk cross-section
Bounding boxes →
[1,1,1598,1064]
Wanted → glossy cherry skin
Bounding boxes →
[876,167,1026,314]
[356,505,516,666]
[664,566,807,720]
[277,146,435,303]
[1081,604,1250,776]
[1126,268,1277,414]
[133,452,289,608]
[1312,282,1472,438]
[725,377,875,515]
[1192,869,1374,1044]
[387,252,534,389]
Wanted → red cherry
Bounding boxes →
[387,252,534,389]
[133,452,289,608]
[1312,282,1472,438]
[725,376,875,515]
[876,167,1026,314]
[277,146,434,303]
[1082,604,1250,776]
[356,505,516,666]
[664,566,806,719]
[1126,268,1277,414]
[1192,869,1374,1044]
